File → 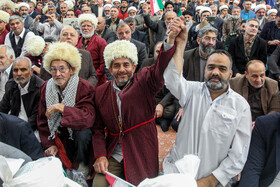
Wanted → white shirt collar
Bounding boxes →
[18,80,30,95]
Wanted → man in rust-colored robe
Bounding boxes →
[92,17,186,186]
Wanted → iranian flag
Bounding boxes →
[105,171,136,187]
[150,0,164,16]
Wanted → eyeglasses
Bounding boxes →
[50,66,69,73]
[202,36,217,42]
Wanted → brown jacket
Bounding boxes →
[230,75,280,115]
[222,17,243,41]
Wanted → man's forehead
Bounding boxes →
[207,54,231,67]
[203,31,217,37]
[14,60,29,67]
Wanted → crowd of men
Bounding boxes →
[0,0,280,186]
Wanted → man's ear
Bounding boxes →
[229,69,233,79]
[70,67,75,74]
[109,67,113,75]
[245,71,248,79]
[197,37,200,44]
[132,64,136,73]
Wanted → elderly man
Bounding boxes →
[0,0,16,16]
[103,4,112,19]
[28,1,40,19]
[0,56,44,131]
[18,2,34,32]
[116,22,147,72]
[0,10,9,45]
[0,45,14,100]
[267,9,278,21]
[92,16,185,187]
[228,19,267,76]
[255,4,269,30]
[127,6,137,18]
[59,2,69,22]
[163,47,252,186]
[5,15,35,58]
[260,11,280,56]
[34,12,63,41]
[76,14,107,86]
[106,6,123,33]
[230,60,280,125]
[222,6,242,41]
[40,26,98,87]
[96,16,116,44]
[184,26,218,81]
[37,42,95,176]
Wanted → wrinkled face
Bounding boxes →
[198,31,217,55]
[60,4,68,14]
[60,26,78,46]
[96,17,106,33]
[166,4,174,11]
[19,7,29,18]
[210,7,217,16]
[0,47,13,72]
[0,20,7,32]
[13,59,32,88]
[82,6,92,13]
[245,62,265,88]
[104,7,111,15]
[110,7,119,18]
[232,8,241,17]
[66,10,75,18]
[269,13,277,21]
[3,7,13,15]
[256,8,265,19]
[10,18,24,36]
[164,12,176,25]
[201,11,211,20]
[50,60,74,89]
[184,14,192,22]
[245,20,259,36]
[28,3,35,13]
[121,0,128,8]
[126,21,135,33]
[109,57,136,86]
[117,25,131,40]
[128,10,136,17]
[204,53,232,92]
[80,21,95,38]
[244,1,252,11]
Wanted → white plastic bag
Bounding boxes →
[0,156,81,187]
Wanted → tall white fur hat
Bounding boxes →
[255,4,266,12]
[104,40,138,68]
[0,0,16,12]
[26,36,45,57]
[0,10,10,23]
[43,42,81,75]
[199,7,212,17]
[267,8,277,16]
[78,13,98,28]
[18,2,30,11]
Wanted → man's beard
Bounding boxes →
[200,40,215,55]
[113,72,133,85]
[21,14,27,18]
[129,15,135,18]
[81,29,95,38]
[205,74,229,91]
[232,15,239,19]
[14,76,29,86]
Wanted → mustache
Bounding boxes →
[54,76,64,80]
[207,74,222,82]
[15,76,25,81]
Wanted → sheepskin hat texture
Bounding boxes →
[199,7,212,17]
[18,2,30,11]
[128,6,137,13]
[255,4,266,12]
[0,10,10,23]
[267,8,277,15]
[78,13,98,28]
[219,5,228,12]
[26,36,45,56]
[43,42,81,75]
[0,0,16,12]
[104,40,138,68]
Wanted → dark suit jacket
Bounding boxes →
[101,26,116,44]
[228,35,267,75]
[132,29,149,53]
[260,21,280,55]
[0,112,44,160]
[268,45,280,78]
[29,10,40,19]
[40,49,98,87]
[230,75,280,115]
[0,75,44,130]
[91,4,105,17]
[239,113,280,187]
[130,38,148,72]
[183,47,202,81]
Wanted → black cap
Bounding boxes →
[183,10,193,16]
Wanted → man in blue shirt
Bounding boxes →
[241,0,256,20]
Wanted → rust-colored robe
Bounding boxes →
[37,78,95,149]
[92,45,176,185]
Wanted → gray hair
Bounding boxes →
[198,26,218,38]
[165,11,177,17]
[13,56,32,70]
[60,25,79,39]
[0,45,15,61]
[124,17,136,23]
[9,15,23,23]
[246,18,259,25]
[210,4,218,9]
[232,6,241,11]
[111,5,119,10]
